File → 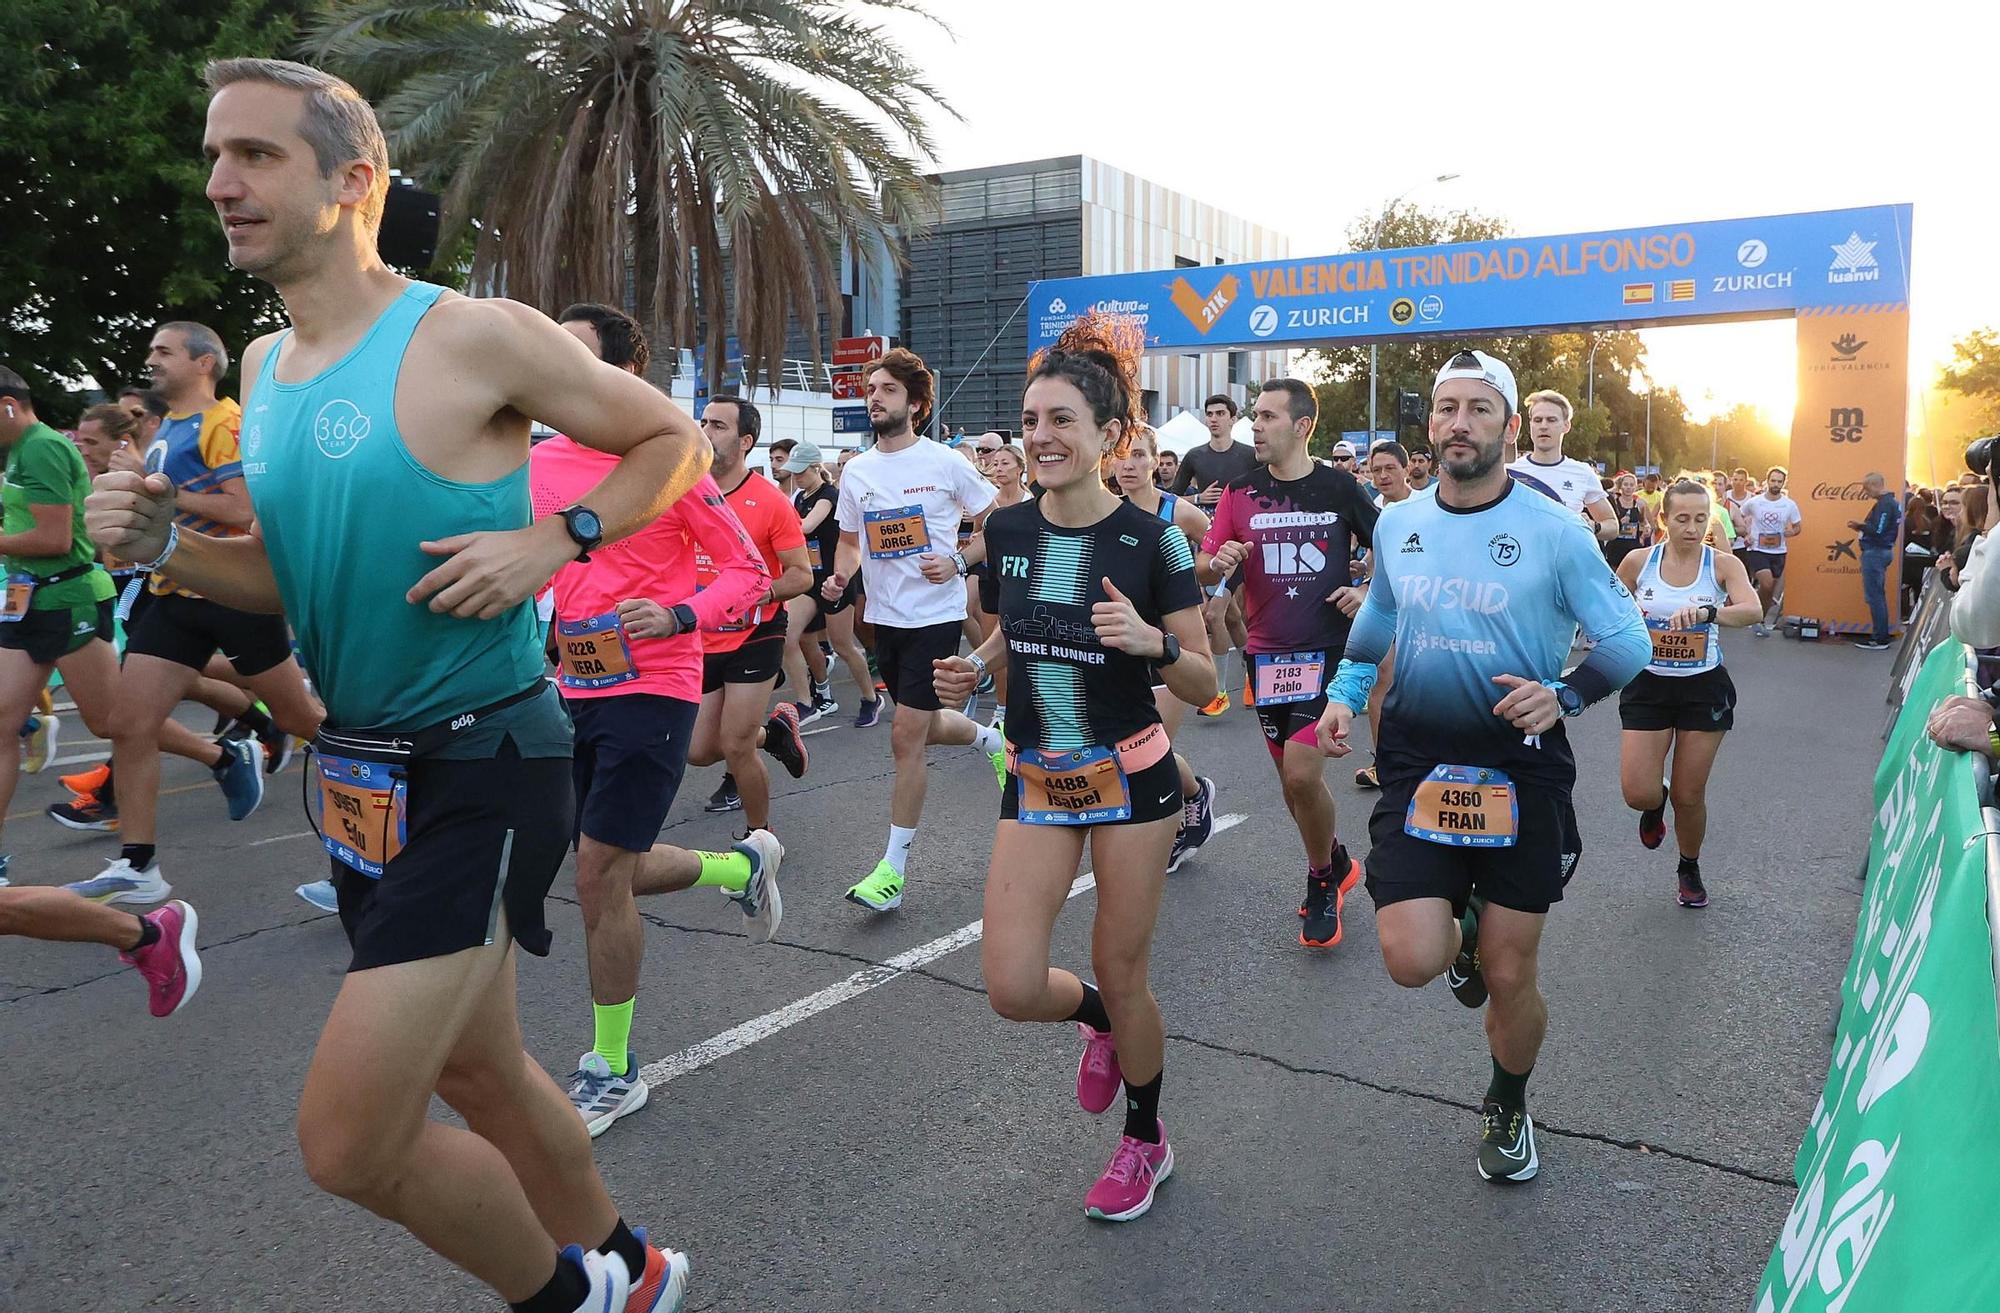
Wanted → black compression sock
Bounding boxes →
[1678,854,1701,873]
[1066,981,1111,1032]
[1123,1069,1163,1142]
[121,844,156,871]
[511,1252,589,1313]
[128,916,161,952]
[595,1218,646,1285]
[1486,1057,1531,1112]
[235,705,273,736]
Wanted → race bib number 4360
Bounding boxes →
[1405,764,1518,848]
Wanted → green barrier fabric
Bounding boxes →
[1756,640,2000,1311]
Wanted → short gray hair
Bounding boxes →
[158,320,230,382]
[204,58,390,231]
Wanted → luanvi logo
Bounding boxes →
[1829,407,1866,444]
[1167,274,1239,334]
[1828,232,1881,285]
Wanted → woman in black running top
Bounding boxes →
[935,313,1213,1224]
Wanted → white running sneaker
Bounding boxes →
[728,829,785,944]
[566,1051,650,1138]
[295,880,339,913]
[65,857,170,906]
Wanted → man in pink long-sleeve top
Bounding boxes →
[530,301,784,1139]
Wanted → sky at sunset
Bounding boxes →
[887,0,1992,468]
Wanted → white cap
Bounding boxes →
[1330,440,1357,458]
[1432,349,1519,412]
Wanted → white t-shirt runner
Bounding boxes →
[835,437,997,629]
[1739,494,1802,554]
[1507,453,1609,519]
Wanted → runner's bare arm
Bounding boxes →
[173,477,254,530]
[768,544,813,604]
[1615,548,1645,593]
[1586,497,1617,541]
[2,503,76,558]
[406,300,707,618]
[1152,603,1216,709]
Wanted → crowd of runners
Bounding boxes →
[0,58,1811,1313]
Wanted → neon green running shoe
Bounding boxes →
[991,750,1007,791]
[845,861,905,912]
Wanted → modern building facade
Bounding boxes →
[900,156,1291,436]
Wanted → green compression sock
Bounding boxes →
[693,849,752,893]
[593,999,634,1077]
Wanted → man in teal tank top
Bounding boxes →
[90,59,710,1313]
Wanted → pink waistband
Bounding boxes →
[1005,722,1170,775]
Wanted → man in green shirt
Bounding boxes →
[0,366,121,883]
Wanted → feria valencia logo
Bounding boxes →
[313,399,372,459]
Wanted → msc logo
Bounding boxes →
[1737,239,1768,268]
[1488,533,1522,567]
[1828,233,1880,285]
[1000,555,1030,578]
[1400,532,1424,554]
[1831,334,1866,361]
[1248,305,1278,338]
[1829,407,1866,444]
[1167,274,1238,334]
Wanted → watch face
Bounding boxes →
[572,509,603,540]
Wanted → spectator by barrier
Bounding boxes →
[1756,639,2000,1311]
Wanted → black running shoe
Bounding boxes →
[1298,856,1359,948]
[1477,1100,1538,1183]
[48,793,119,832]
[762,702,808,779]
[1638,781,1667,850]
[1677,861,1709,909]
[705,775,742,813]
[1445,894,1487,1008]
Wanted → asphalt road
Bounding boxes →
[0,630,1883,1312]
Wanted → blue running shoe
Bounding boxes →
[295,879,339,912]
[213,738,266,821]
[853,698,883,729]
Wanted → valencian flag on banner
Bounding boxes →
[1754,640,2000,1311]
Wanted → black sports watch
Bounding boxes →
[558,504,604,561]
[669,603,698,636]
[1157,631,1183,666]
[1550,681,1585,718]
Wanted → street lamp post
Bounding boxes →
[1368,173,1460,440]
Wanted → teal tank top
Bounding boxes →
[242,282,546,730]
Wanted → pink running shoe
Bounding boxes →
[1075,1023,1122,1114]
[121,900,201,1018]
[1084,1121,1174,1222]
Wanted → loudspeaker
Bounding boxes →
[379,176,440,269]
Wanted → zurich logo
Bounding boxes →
[313,399,372,460]
[1248,305,1278,338]
[1736,239,1767,269]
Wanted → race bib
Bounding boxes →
[807,540,824,571]
[1758,531,1782,549]
[0,573,34,623]
[1404,764,1518,848]
[865,505,931,559]
[1015,744,1132,826]
[1647,619,1712,669]
[1249,650,1326,706]
[556,612,640,689]
[312,750,407,877]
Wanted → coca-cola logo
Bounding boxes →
[1810,480,1870,501]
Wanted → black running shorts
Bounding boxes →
[331,739,574,973]
[701,618,786,693]
[806,575,860,633]
[1619,665,1737,734]
[1742,549,1787,581]
[126,591,293,677]
[1364,772,1582,917]
[872,620,961,712]
[0,599,113,665]
[567,692,698,852]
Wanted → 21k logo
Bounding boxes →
[1168,274,1239,334]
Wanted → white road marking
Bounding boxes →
[639,812,1246,1088]
[46,750,110,767]
[249,830,315,847]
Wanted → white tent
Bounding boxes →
[1153,409,1211,457]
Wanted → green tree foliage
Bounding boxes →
[0,0,308,420]
[1300,203,1703,473]
[305,0,951,390]
[1942,327,2000,427]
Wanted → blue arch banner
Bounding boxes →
[1027,204,1912,353]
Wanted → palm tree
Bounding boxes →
[304,0,950,388]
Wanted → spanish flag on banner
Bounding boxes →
[1623,283,1655,305]
[1668,279,1696,302]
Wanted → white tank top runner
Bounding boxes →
[1635,544,1723,677]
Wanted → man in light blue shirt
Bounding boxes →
[1318,348,1647,1185]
